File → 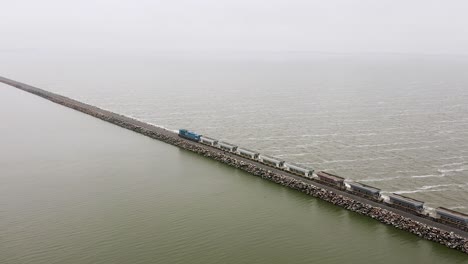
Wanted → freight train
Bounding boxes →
[179,129,314,177]
[178,129,468,232]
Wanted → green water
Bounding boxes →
[1,85,466,263]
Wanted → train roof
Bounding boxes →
[316,171,345,181]
[285,162,313,171]
[179,128,201,135]
[179,128,196,132]
[348,182,381,193]
[259,154,284,161]
[218,141,237,147]
[237,147,260,154]
[436,207,468,221]
[389,193,424,207]
[200,136,218,141]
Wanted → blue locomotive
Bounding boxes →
[178,129,201,141]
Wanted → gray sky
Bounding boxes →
[2,0,468,55]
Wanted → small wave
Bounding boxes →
[437,168,466,173]
[275,153,312,157]
[439,156,468,160]
[357,171,445,182]
[410,174,445,179]
[360,176,403,182]
[394,183,468,194]
[419,184,465,189]
[449,206,467,210]
[300,133,339,138]
[434,119,468,124]
[439,162,466,167]
[341,133,378,137]
[395,169,419,173]
[384,146,431,152]
[354,139,446,149]
[395,188,449,194]
[319,156,393,164]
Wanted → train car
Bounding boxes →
[435,207,468,231]
[237,148,260,159]
[315,171,346,190]
[178,129,201,142]
[385,193,425,214]
[285,163,314,178]
[259,155,285,168]
[218,141,238,152]
[347,182,382,202]
[200,136,218,146]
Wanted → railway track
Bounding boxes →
[1,75,467,240]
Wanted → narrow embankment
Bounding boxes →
[1,76,467,254]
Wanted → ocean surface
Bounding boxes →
[1,52,467,213]
[1,83,468,263]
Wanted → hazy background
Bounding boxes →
[2,0,468,211]
[2,2,468,263]
[2,0,468,56]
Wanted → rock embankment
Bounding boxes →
[112,124,468,254]
[2,77,468,254]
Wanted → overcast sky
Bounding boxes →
[2,0,468,55]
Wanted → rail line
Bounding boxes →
[1,75,467,241]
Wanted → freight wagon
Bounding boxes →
[434,207,468,231]
[347,182,382,202]
[385,193,425,215]
[237,148,260,159]
[259,155,285,168]
[200,136,218,146]
[285,163,314,178]
[218,141,238,152]
[315,171,346,190]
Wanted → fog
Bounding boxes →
[1,0,468,55]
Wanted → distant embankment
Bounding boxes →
[1,76,467,254]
